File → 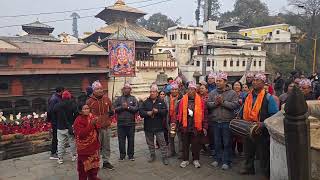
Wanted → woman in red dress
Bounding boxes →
[73,104,101,180]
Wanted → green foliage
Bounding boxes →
[137,13,181,35]
[267,54,310,76]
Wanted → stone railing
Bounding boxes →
[136,60,177,69]
[265,100,320,180]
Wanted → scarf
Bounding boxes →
[169,95,178,121]
[243,89,265,122]
[179,93,203,131]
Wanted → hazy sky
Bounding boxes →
[0,0,289,36]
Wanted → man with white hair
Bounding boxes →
[114,83,139,161]
[139,84,169,165]
[86,80,114,170]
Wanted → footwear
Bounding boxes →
[71,155,77,162]
[162,158,169,165]
[211,161,219,167]
[193,160,201,168]
[221,164,230,170]
[57,158,63,164]
[239,168,255,175]
[180,161,190,168]
[49,153,58,160]
[148,155,156,163]
[129,157,135,161]
[103,162,114,170]
[118,157,125,162]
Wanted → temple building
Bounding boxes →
[0,21,108,115]
[82,0,178,99]
[153,22,267,82]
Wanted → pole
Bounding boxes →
[312,35,318,73]
[112,77,116,102]
[202,0,209,77]
[284,86,311,180]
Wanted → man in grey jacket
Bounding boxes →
[207,72,239,170]
[114,83,139,161]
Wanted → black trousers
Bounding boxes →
[117,126,135,159]
[51,124,58,155]
[243,133,270,177]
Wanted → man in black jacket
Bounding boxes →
[53,90,78,164]
[140,84,169,165]
[114,83,139,161]
[47,86,64,160]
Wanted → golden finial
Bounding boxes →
[115,0,125,6]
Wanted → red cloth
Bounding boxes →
[77,155,100,180]
[86,95,112,128]
[62,90,72,100]
[73,114,101,155]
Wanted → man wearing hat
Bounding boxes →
[246,73,254,90]
[177,81,208,168]
[207,72,239,170]
[164,81,183,157]
[53,90,77,164]
[86,80,115,170]
[139,84,169,165]
[207,72,217,93]
[240,73,278,178]
[114,83,139,161]
[299,78,316,100]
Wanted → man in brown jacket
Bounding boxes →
[86,80,114,170]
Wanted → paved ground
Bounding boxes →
[0,132,264,180]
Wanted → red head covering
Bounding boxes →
[62,90,72,100]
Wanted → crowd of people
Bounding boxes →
[46,70,320,180]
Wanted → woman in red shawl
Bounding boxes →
[73,104,101,180]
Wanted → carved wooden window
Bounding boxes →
[0,55,9,66]
[32,58,43,64]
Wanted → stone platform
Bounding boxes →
[0,132,264,180]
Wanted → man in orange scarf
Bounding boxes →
[164,81,183,157]
[177,81,208,168]
[240,73,278,178]
[207,72,239,170]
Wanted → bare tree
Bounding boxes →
[289,0,320,36]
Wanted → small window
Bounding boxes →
[224,60,227,67]
[259,61,262,67]
[253,60,257,66]
[212,60,214,66]
[230,60,233,67]
[276,30,280,34]
[172,49,176,52]
[196,61,200,67]
[180,33,183,39]
[184,34,187,40]
[174,34,177,40]
[159,49,162,53]
[61,58,71,64]
[32,58,43,64]
[207,61,211,67]
[0,82,9,94]
[0,55,9,66]
[188,34,190,40]
[89,57,99,67]
[236,61,240,66]
[242,61,246,66]
[245,33,248,36]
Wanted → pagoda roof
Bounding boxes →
[96,22,163,38]
[96,0,146,24]
[22,21,54,34]
[100,27,155,44]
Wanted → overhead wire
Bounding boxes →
[0,0,174,29]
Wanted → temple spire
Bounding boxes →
[115,0,126,6]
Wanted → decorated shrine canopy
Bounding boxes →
[108,39,135,77]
